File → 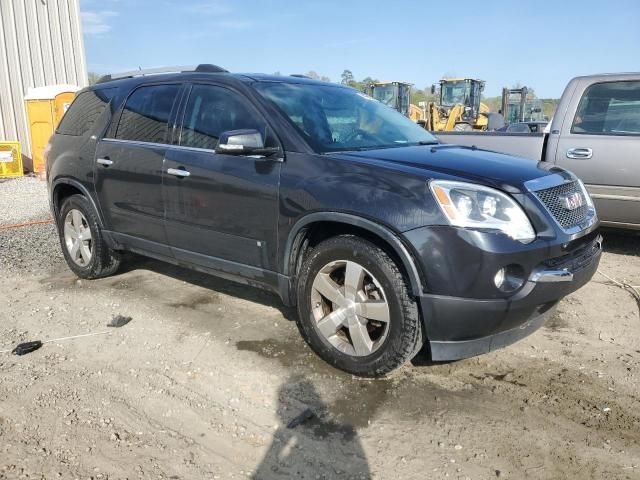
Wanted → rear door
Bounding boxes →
[94,83,182,255]
[163,83,282,271]
[554,79,640,227]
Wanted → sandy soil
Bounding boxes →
[1,178,639,479]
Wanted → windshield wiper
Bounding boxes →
[336,144,405,152]
[325,142,438,154]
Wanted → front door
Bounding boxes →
[554,79,640,227]
[163,83,282,271]
[94,83,182,254]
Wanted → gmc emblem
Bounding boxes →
[559,191,585,211]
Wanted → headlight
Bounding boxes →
[430,180,536,243]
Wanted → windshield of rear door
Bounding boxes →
[254,82,438,153]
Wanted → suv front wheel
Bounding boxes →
[57,194,121,279]
[296,235,423,377]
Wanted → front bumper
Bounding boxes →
[404,226,602,361]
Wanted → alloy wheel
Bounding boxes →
[310,260,391,356]
[63,209,93,267]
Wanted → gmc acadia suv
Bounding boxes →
[46,64,602,377]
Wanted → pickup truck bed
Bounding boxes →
[435,131,545,161]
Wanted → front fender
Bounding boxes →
[282,211,424,297]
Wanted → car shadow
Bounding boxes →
[118,254,298,322]
[601,228,640,256]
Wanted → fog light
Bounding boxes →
[494,264,525,293]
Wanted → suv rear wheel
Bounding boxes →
[296,235,423,377]
[57,194,121,279]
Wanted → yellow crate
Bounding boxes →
[0,142,23,178]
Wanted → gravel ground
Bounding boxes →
[0,177,61,275]
[1,177,639,479]
[0,177,51,225]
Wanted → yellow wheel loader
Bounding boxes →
[366,81,413,117]
[425,78,492,131]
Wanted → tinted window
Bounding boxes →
[115,84,180,143]
[56,88,115,136]
[572,81,640,135]
[180,85,267,150]
[506,123,531,133]
[255,83,437,153]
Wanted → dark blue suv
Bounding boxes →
[46,64,601,376]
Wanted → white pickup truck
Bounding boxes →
[436,73,640,230]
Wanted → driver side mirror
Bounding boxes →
[430,84,436,95]
[215,129,280,157]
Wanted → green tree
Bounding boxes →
[482,95,502,112]
[305,71,331,82]
[340,69,354,85]
[87,71,101,85]
[359,76,380,92]
[411,86,437,106]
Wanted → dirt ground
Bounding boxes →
[1,177,639,480]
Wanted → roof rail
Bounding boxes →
[290,74,311,79]
[96,64,228,84]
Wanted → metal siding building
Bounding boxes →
[0,0,87,164]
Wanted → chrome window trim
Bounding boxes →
[101,137,172,149]
[102,138,219,154]
[99,137,283,160]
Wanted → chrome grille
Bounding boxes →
[534,181,589,229]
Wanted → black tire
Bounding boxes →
[296,235,423,377]
[57,194,121,279]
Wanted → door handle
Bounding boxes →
[566,148,592,159]
[97,158,113,166]
[167,167,191,178]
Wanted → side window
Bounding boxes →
[572,81,640,136]
[180,85,270,150]
[506,123,530,133]
[56,88,115,136]
[115,84,180,143]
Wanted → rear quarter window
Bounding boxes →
[56,88,116,136]
[571,80,640,136]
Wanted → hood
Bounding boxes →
[332,145,557,193]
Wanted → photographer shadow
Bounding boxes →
[253,375,370,479]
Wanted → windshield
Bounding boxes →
[441,81,467,106]
[255,82,437,153]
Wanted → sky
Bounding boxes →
[80,0,640,98]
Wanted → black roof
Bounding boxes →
[91,64,343,91]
